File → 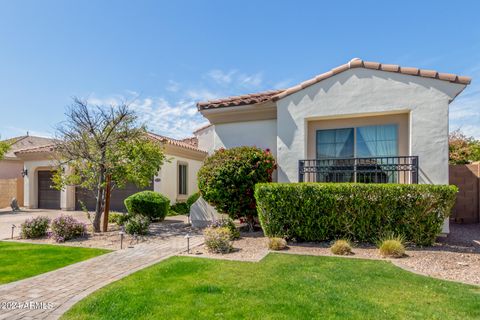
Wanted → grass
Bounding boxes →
[0,241,109,284]
[63,253,480,320]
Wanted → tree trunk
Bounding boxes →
[102,174,112,232]
[93,167,106,232]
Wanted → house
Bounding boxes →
[194,58,471,232]
[14,132,207,211]
[0,135,56,208]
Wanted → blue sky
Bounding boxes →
[0,0,479,139]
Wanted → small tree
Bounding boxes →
[53,98,166,232]
[197,146,276,230]
[449,129,480,164]
[0,137,10,160]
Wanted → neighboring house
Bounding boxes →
[0,135,55,208]
[14,133,207,211]
[195,58,471,232]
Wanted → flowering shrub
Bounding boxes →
[210,217,240,240]
[204,227,232,254]
[20,216,50,239]
[50,215,86,242]
[198,146,276,228]
[125,215,150,235]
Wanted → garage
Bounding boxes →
[38,170,60,209]
[75,182,153,212]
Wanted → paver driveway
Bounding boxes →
[0,209,88,240]
[0,233,202,319]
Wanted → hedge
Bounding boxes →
[124,191,169,221]
[255,183,458,246]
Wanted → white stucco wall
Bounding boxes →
[276,68,465,186]
[196,125,216,154]
[209,119,278,156]
[154,154,203,204]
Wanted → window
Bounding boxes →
[316,124,398,159]
[178,163,188,195]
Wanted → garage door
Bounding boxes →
[38,171,60,209]
[75,182,153,212]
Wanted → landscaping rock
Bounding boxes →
[189,197,220,228]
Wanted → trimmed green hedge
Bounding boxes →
[255,183,457,246]
[124,191,169,221]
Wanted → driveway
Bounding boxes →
[0,209,89,240]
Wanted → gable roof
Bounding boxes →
[197,58,472,110]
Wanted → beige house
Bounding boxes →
[0,135,55,208]
[195,58,472,233]
[14,133,206,211]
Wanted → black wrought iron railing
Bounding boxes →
[298,156,418,184]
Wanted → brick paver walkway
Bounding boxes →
[0,235,203,320]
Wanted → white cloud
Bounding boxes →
[166,80,180,93]
[207,70,237,85]
[238,72,263,88]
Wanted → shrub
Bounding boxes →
[20,216,50,239]
[330,240,353,255]
[108,211,129,226]
[50,215,86,242]
[204,227,232,254]
[198,146,276,227]
[255,183,458,246]
[170,202,189,215]
[125,215,150,235]
[186,192,200,209]
[267,237,287,251]
[210,217,240,240]
[124,191,169,221]
[378,234,406,258]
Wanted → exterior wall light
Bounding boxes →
[21,168,28,177]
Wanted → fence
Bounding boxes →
[0,178,24,209]
[449,164,480,223]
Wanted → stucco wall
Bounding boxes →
[0,160,23,179]
[211,119,278,156]
[276,68,465,185]
[196,126,216,154]
[154,154,203,204]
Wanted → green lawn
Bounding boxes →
[0,241,109,284]
[63,253,480,320]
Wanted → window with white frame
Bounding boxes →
[178,163,188,195]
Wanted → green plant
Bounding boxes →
[108,211,129,226]
[124,191,169,221]
[210,218,240,240]
[378,234,406,258]
[170,202,189,215]
[198,146,276,229]
[186,192,200,208]
[20,216,50,239]
[203,227,232,254]
[267,237,287,250]
[50,215,86,242]
[255,183,458,246]
[125,215,150,235]
[330,240,353,255]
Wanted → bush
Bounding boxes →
[125,215,150,235]
[51,215,86,242]
[20,216,50,239]
[124,191,169,221]
[378,234,406,258]
[204,227,232,254]
[330,240,353,255]
[186,192,200,209]
[210,218,240,240]
[255,183,458,246]
[198,147,276,227]
[267,237,287,251]
[170,202,189,215]
[108,211,129,226]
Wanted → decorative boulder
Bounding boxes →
[189,197,220,228]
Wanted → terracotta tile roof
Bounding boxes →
[14,144,55,155]
[272,58,472,101]
[147,132,207,153]
[197,89,284,110]
[180,137,198,148]
[3,135,56,158]
[197,58,472,109]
